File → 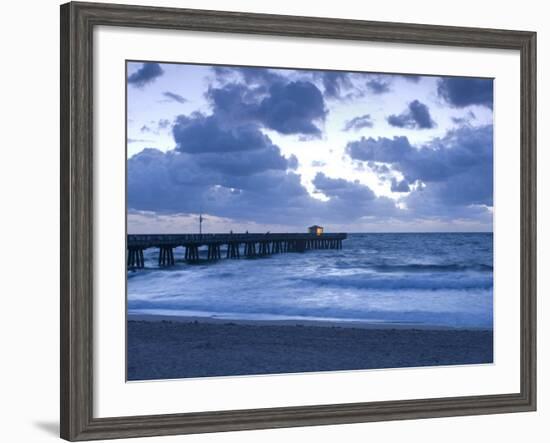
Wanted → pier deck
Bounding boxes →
[127,233,347,269]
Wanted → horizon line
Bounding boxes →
[127,230,494,235]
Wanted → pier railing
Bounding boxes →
[127,233,347,269]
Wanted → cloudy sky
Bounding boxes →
[126,61,493,234]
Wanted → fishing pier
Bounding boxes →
[127,232,347,269]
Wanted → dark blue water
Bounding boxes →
[127,233,493,328]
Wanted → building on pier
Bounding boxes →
[308,225,324,236]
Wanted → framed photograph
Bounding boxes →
[60,1,536,440]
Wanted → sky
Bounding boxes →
[126,61,494,234]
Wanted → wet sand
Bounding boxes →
[127,315,493,381]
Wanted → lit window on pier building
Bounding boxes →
[308,225,324,236]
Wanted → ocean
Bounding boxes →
[127,233,493,329]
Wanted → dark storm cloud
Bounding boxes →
[313,173,375,201]
[172,113,296,176]
[367,161,391,175]
[127,132,398,224]
[162,91,187,104]
[214,66,361,102]
[437,77,493,109]
[346,124,494,212]
[451,111,476,126]
[387,100,436,129]
[127,147,317,224]
[234,67,285,86]
[207,80,327,137]
[128,64,493,228]
[408,101,435,129]
[366,78,391,94]
[313,173,398,218]
[129,123,492,226]
[318,72,401,99]
[256,81,327,136]
[167,66,325,192]
[127,63,164,88]
[343,114,373,131]
[391,178,410,193]
[192,148,293,176]
[173,113,273,154]
[207,83,254,122]
[347,135,411,163]
[158,119,171,130]
[321,72,355,99]
[211,66,233,77]
[401,74,421,83]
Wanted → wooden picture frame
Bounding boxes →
[60,1,536,440]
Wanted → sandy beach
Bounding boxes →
[127,315,493,381]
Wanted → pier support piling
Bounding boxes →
[185,245,200,262]
[158,247,175,267]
